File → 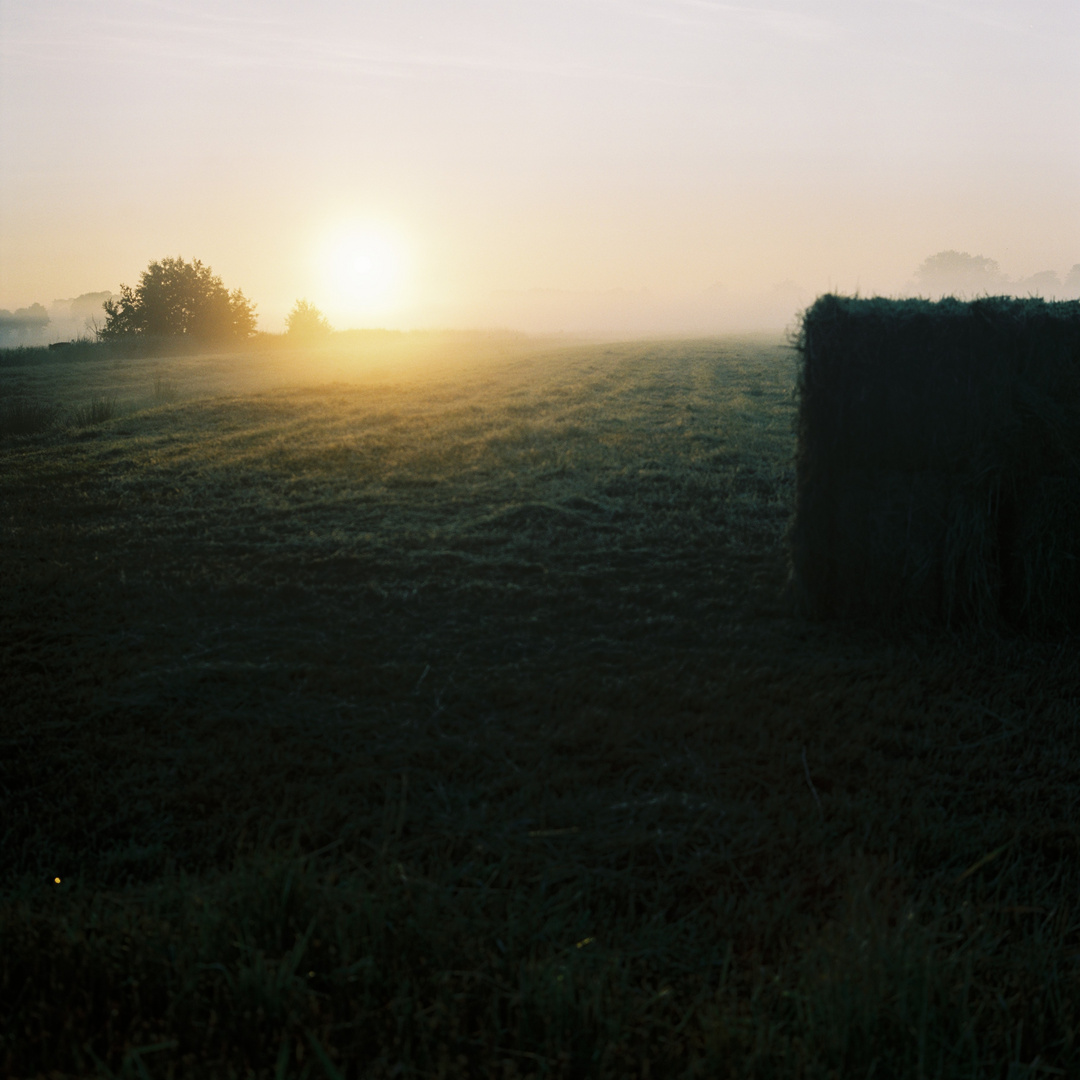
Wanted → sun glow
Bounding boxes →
[315,224,410,327]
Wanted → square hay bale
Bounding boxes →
[1001,474,1080,630]
[829,469,952,620]
[788,294,1080,629]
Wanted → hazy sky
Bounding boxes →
[1,0,1077,333]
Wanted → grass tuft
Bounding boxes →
[152,374,180,404]
[0,397,57,437]
[69,393,120,427]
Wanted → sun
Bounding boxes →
[316,224,409,325]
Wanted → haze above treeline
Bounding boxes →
[2,250,1078,349]
[2,2,1076,340]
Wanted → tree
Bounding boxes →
[285,299,333,339]
[99,257,257,342]
[0,303,50,347]
[1013,270,1062,297]
[1064,264,1080,298]
[913,251,1007,297]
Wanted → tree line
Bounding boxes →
[94,251,1080,342]
[913,251,1080,298]
[6,250,1078,351]
[96,256,331,344]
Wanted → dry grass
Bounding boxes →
[2,334,1079,1077]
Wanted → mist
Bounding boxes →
[7,252,1080,346]
[0,293,117,348]
[2,2,1077,337]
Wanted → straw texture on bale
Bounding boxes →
[788,294,1080,629]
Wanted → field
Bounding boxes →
[2,334,1079,1078]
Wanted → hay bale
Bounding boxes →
[1001,474,1080,630]
[788,294,1080,629]
[829,469,951,619]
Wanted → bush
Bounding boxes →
[285,299,333,340]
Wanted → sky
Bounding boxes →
[1,0,1077,335]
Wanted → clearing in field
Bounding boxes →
[2,333,1079,1077]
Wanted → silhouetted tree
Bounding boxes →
[285,299,332,339]
[99,257,257,342]
[1064,264,1080,297]
[914,251,1006,297]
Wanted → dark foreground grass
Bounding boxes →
[2,335,1079,1077]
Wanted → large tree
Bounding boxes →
[99,257,257,342]
[913,250,1007,297]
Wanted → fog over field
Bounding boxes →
[1,1,1077,337]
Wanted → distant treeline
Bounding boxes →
[0,327,539,366]
[912,251,1080,300]
[0,334,264,365]
[4,250,1078,350]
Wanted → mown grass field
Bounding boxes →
[2,333,1079,1078]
